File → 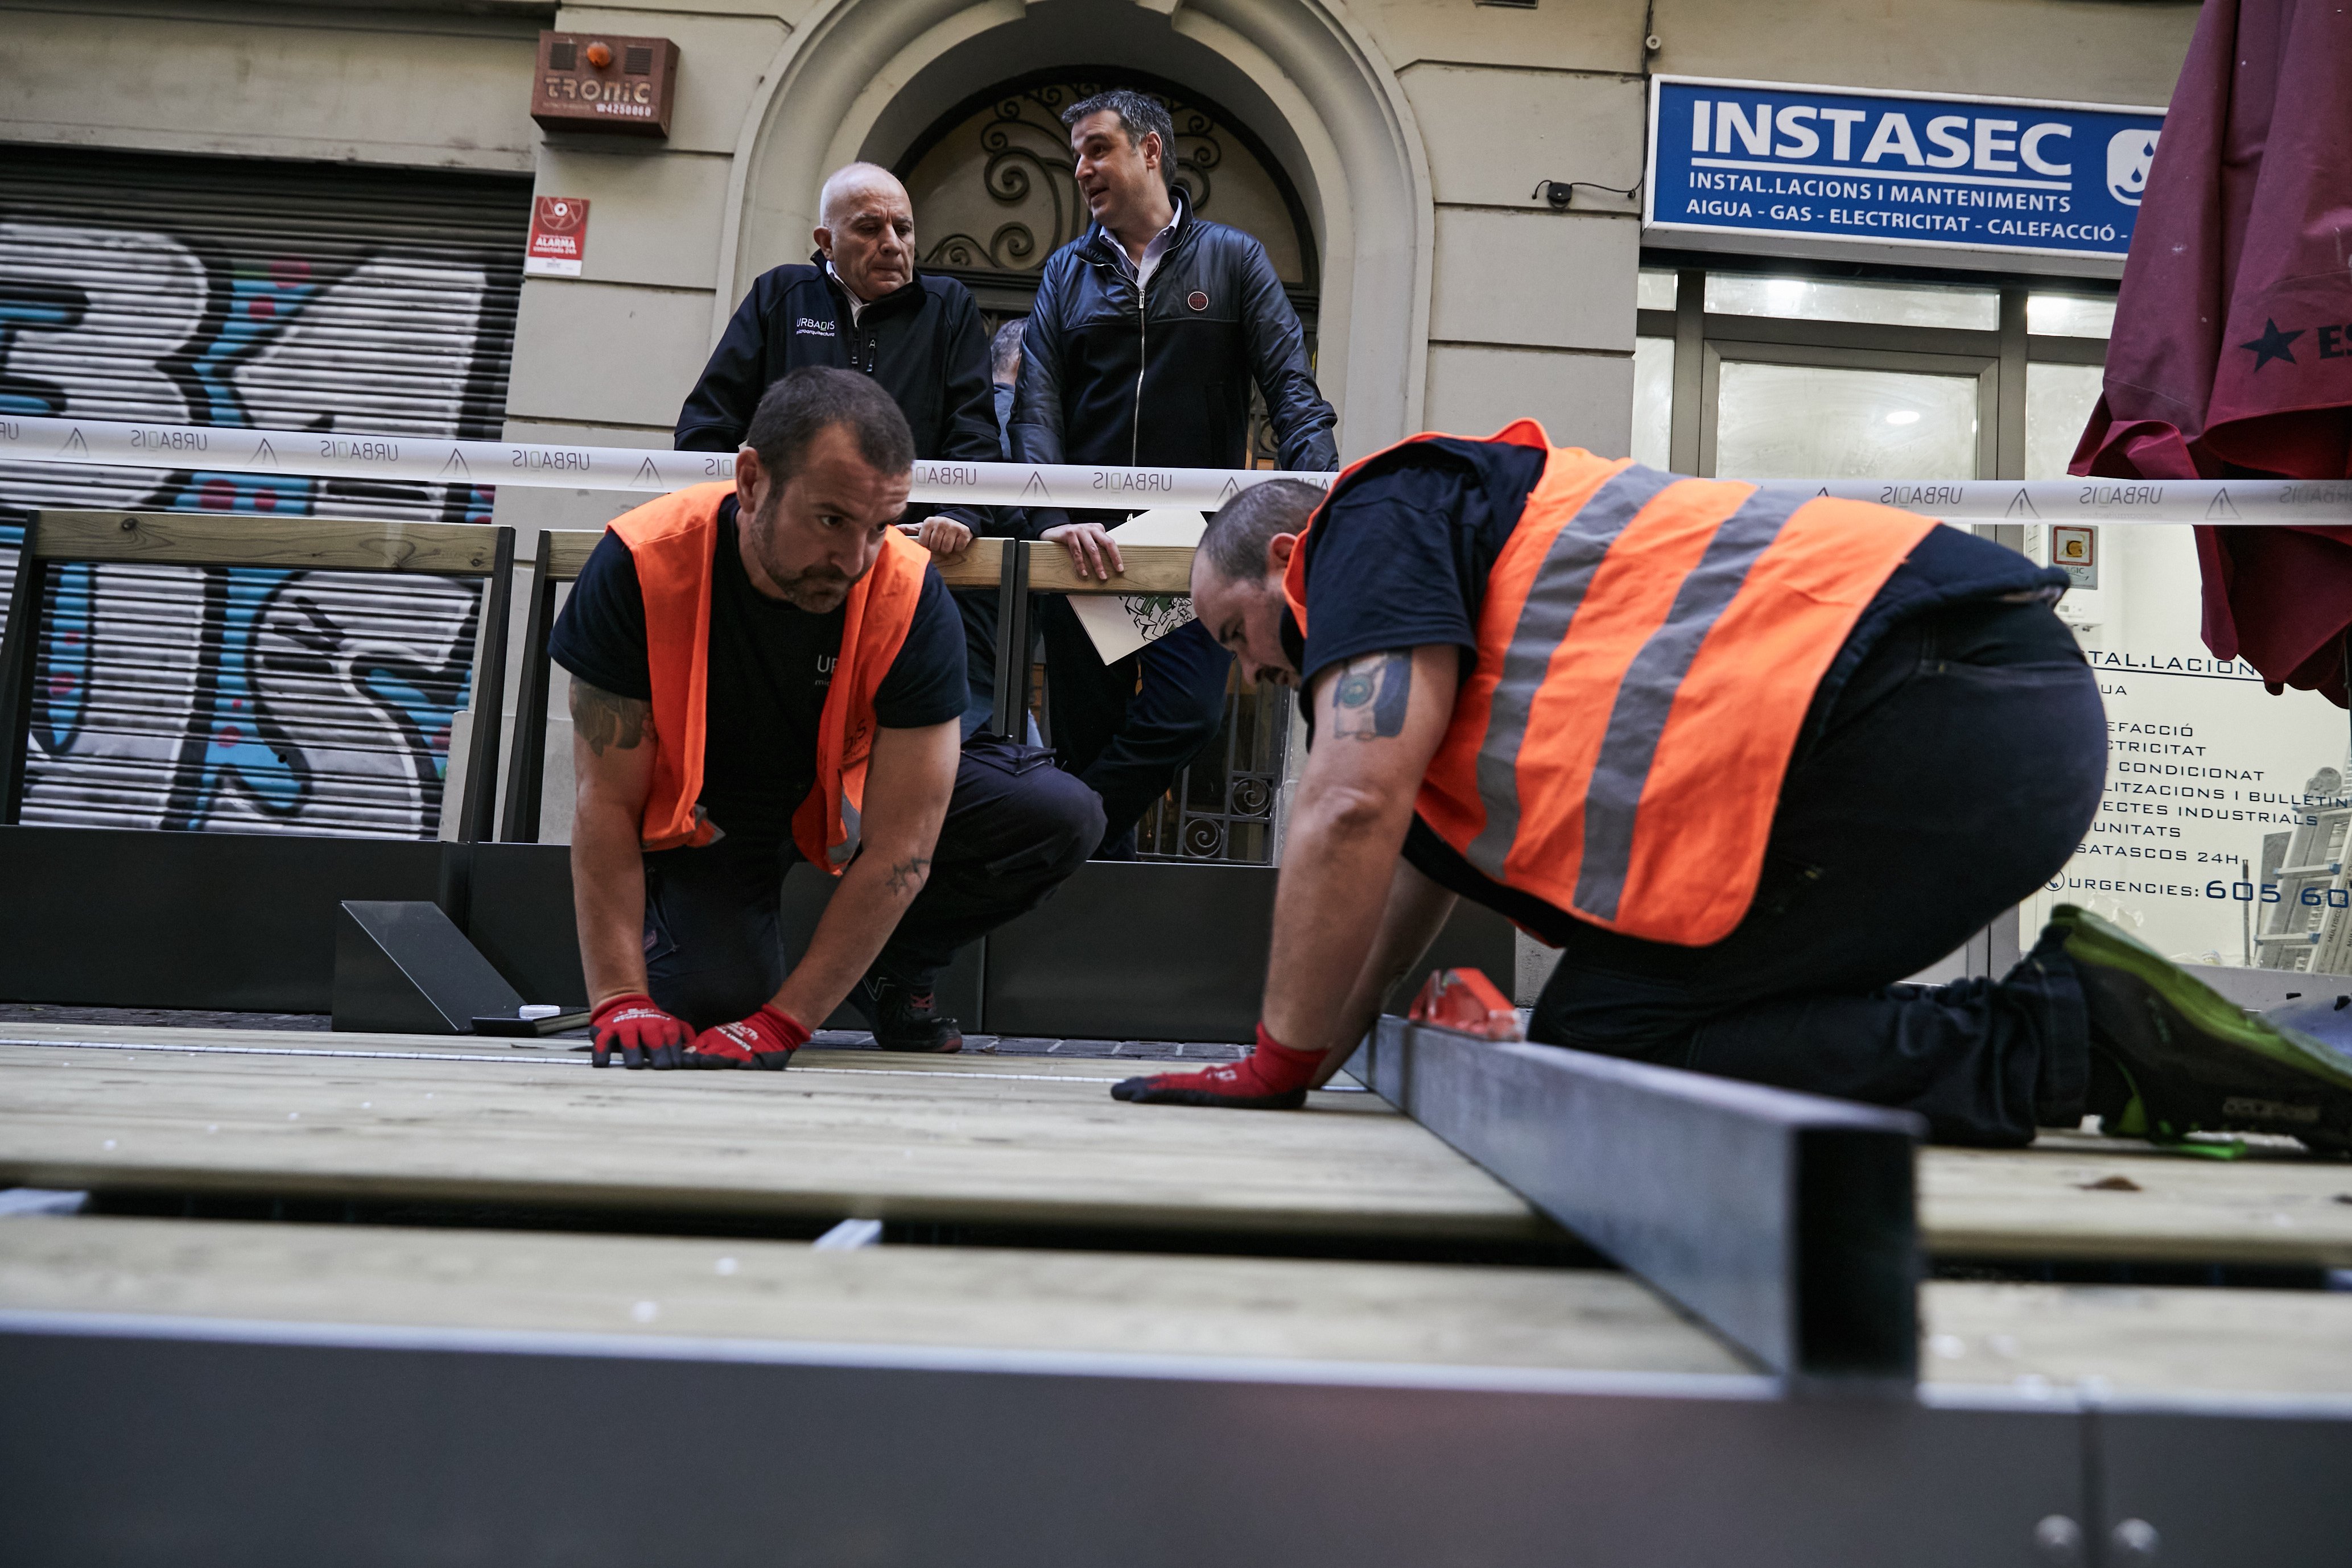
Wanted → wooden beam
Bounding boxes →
[1026,543,1194,596]
[543,529,604,582]
[932,536,1004,591]
[32,511,503,576]
[0,1042,1549,1240]
[539,531,1008,591]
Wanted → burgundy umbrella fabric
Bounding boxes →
[2072,0,2352,707]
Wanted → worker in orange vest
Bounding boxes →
[1115,424,2352,1149]
[554,368,1102,1068]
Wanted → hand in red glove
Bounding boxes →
[685,1004,810,1071]
[589,993,693,1070]
[1111,1025,1322,1109]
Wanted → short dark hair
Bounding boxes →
[1199,479,1324,581]
[990,317,1026,382]
[1062,89,1178,187]
[743,366,913,482]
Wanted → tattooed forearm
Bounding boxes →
[1330,651,1412,740]
[571,679,650,757]
[885,855,932,897]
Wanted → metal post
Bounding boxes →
[989,539,1033,740]
[1359,1016,1925,1384]
[456,527,515,845]
[0,518,48,826]
[499,531,558,843]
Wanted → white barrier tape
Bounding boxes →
[3,414,2349,524]
[0,414,1313,511]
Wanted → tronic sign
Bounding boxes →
[1645,76,2164,262]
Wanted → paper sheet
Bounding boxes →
[1065,507,1207,664]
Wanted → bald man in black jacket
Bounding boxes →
[678,162,998,487]
[678,161,1008,728]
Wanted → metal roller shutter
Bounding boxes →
[0,146,528,837]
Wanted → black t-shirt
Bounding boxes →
[1289,441,2067,720]
[549,496,967,839]
[1288,437,1549,690]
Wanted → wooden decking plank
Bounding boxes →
[1922,1281,2352,1400]
[0,1043,1546,1240]
[0,1022,1153,1080]
[0,1215,1738,1376]
[1919,1142,2352,1266]
[5,1218,2339,1403]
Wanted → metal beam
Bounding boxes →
[0,1314,2087,1568]
[1357,1017,1925,1383]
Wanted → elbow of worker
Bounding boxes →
[1301,781,1403,841]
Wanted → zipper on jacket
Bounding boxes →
[1132,267,1147,467]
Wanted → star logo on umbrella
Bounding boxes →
[2238,318,2304,371]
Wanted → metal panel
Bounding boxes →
[332,901,525,1034]
[0,824,441,1012]
[0,1318,2085,1568]
[1361,1017,1924,1381]
[463,841,589,1008]
[2097,1400,2352,1565]
[987,864,1516,1042]
[0,145,529,839]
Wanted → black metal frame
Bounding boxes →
[499,529,564,843]
[0,514,515,844]
[1355,1016,1924,1384]
[0,519,46,824]
[988,538,1035,741]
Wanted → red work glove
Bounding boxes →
[1111,1025,1322,1109]
[589,993,693,1071]
[686,1004,810,1071]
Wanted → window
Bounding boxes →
[1636,263,2345,978]
[1634,262,2110,484]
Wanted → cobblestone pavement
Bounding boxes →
[0,1005,1241,1062]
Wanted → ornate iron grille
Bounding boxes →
[1134,665,1293,864]
[898,75,1314,296]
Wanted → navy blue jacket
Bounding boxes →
[675,255,1001,530]
[1010,188,1338,535]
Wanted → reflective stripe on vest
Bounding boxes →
[609,484,927,868]
[1462,460,1675,884]
[1289,426,1937,947]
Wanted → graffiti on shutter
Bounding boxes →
[0,153,527,838]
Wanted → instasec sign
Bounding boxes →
[1645,76,2165,262]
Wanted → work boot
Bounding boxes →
[849,974,963,1054]
[2051,904,2352,1152]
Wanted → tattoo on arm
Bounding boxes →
[885,856,932,897]
[571,679,650,757]
[1330,651,1413,740]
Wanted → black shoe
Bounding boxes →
[850,975,963,1054]
[2053,904,2352,1152]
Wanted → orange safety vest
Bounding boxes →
[608,482,929,870]
[1284,422,1937,947]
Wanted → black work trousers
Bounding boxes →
[1406,597,2107,1146]
[1038,601,1233,858]
[639,735,1103,1030]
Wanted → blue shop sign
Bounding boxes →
[1645,76,2165,262]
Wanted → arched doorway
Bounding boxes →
[716,0,1431,456]
[718,0,1433,859]
[895,69,1319,469]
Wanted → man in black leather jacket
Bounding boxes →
[1012,89,1338,857]
[675,162,999,555]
